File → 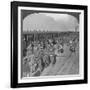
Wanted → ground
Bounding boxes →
[40,44,79,76]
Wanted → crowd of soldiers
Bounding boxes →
[22,35,79,77]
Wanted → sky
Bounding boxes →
[23,13,79,32]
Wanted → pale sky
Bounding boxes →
[23,13,79,32]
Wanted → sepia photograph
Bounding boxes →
[11,1,87,88]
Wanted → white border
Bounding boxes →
[18,6,84,83]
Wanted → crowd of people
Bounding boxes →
[22,33,79,77]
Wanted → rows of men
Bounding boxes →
[22,36,79,77]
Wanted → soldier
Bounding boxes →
[43,54,51,68]
[69,40,76,53]
[23,57,31,77]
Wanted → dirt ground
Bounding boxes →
[41,44,79,76]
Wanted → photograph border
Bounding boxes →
[11,1,88,88]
